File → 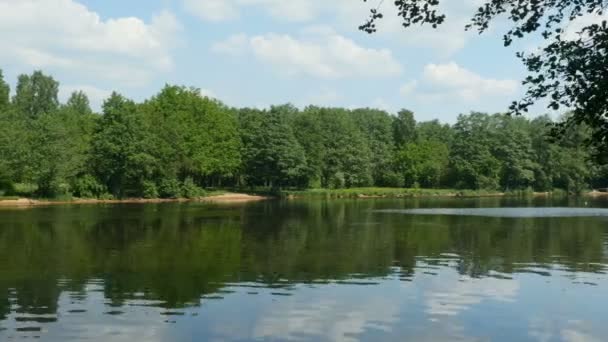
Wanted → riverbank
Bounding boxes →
[0,193,269,207]
[281,187,601,199]
[1,188,606,207]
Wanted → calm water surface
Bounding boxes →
[1,197,608,341]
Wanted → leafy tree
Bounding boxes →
[361,0,608,145]
[449,113,501,190]
[30,105,95,197]
[141,85,241,187]
[292,107,326,187]
[0,69,9,111]
[352,108,397,185]
[393,109,417,147]
[417,119,453,146]
[493,115,537,190]
[13,71,59,119]
[396,141,449,188]
[239,105,307,188]
[66,91,94,116]
[298,107,373,188]
[91,92,156,198]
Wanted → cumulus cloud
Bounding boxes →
[0,0,181,86]
[184,0,323,22]
[213,28,403,79]
[252,290,400,341]
[183,0,239,22]
[406,62,518,102]
[188,0,484,55]
[424,275,519,317]
[425,62,518,100]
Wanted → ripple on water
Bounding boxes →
[374,207,608,218]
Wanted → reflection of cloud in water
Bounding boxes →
[529,319,602,342]
[375,207,608,218]
[22,288,168,342]
[422,271,519,318]
[253,285,400,341]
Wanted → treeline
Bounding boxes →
[0,69,606,199]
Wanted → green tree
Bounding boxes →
[66,91,94,116]
[30,104,96,197]
[449,113,501,190]
[13,71,59,119]
[396,141,449,188]
[298,107,373,188]
[352,108,397,186]
[239,105,307,188]
[493,115,537,190]
[141,85,241,188]
[92,92,156,198]
[0,69,9,111]
[361,0,608,146]
[393,109,417,147]
[417,119,453,146]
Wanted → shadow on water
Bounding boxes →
[0,197,607,340]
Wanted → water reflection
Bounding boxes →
[375,207,608,217]
[0,198,607,341]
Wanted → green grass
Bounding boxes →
[278,187,564,199]
[281,187,481,199]
[0,196,20,201]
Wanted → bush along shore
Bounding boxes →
[1,69,607,201]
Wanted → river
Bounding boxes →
[1,197,607,341]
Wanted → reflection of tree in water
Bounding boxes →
[0,201,606,320]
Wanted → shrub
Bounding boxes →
[72,175,106,198]
[182,177,204,199]
[158,178,181,198]
[142,181,159,199]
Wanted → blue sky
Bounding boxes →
[0,0,559,122]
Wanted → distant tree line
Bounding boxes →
[0,69,606,199]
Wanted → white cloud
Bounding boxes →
[183,0,239,22]
[416,62,518,102]
[188,0,483,55]
[399,62,519,104]
[424,275,519,317]
[213,28,403,79]
[198,88,217,99]
[252,288,400,341]
[183,0,321,22]
[0,0,181,86]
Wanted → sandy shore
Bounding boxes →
[0,193,269,207]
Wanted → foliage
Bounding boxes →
[396,141,449,188]
[0,68,605,199]
[239,105,308,188]
[360,0,608,154]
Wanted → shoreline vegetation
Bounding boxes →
[2,70,608,202]
[0,192,269,207]
[2,188,607,207]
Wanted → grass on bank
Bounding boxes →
[0,183,590,202]
[280,187,556,199]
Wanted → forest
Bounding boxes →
[0,69,607,199]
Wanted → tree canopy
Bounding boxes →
[361,0,608,147]
[0,68,606,199]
